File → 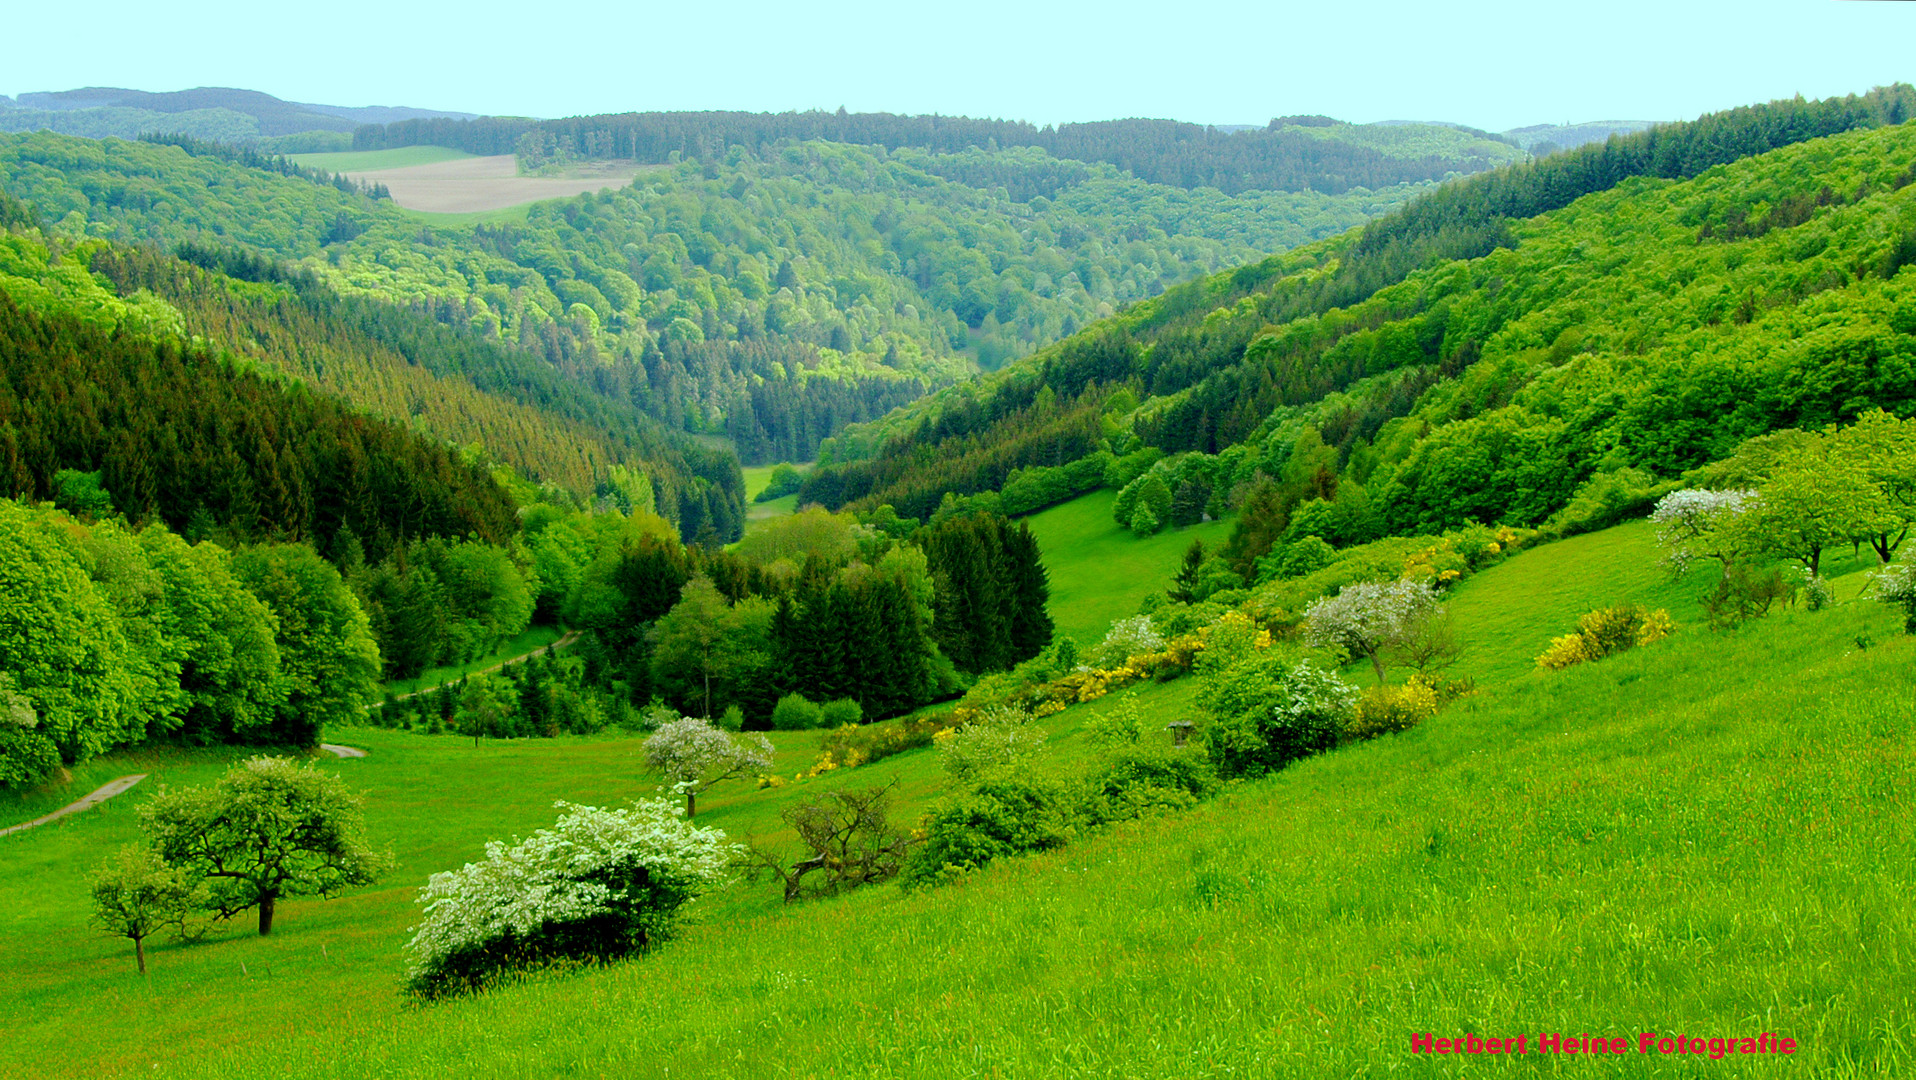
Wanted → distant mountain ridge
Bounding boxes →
[0,86,476,144]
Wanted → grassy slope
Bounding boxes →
[1025,489,1236,647]
[288,146,474,172]
[4,524,1912,1077]
[740,462,807,530]
[379,625,565,699]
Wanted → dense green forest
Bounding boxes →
[800,87,1916,535]
[0,132,1438,460]
[352,109,1523,195]
[0,194,1056,784]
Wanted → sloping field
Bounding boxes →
[338,155,648,214]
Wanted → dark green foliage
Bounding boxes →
[900,775,1074,888]
[1079,746,1220,825]
[917,513,1052,674]
[92,244,743,543]
[1701,565,1797,629]
[748,786,914,904]
[356,110,1509,196]
[0,288,517,562]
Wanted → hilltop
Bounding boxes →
[0,86,475,151]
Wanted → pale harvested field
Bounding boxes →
[346,155,649,214]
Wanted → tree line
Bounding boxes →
[352,110,1513,196]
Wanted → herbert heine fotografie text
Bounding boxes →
[1412,1032,1799,1059]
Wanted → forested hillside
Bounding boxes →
[800,87,1916,538]
[0,87,472,151]
[0,133,1431,460]
[354,110,1525,196]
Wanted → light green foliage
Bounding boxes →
[230,544,381,745]
[649,577,772,720]
[87,846,203,974]
[0,673,58,788]
[51,468,115,519]
[753,463,805,503]
[771,694,823,731]
[136,529,285,743]
[818,699,863,728]
[938,704,1049,781]
[139,756,385,935]
[732,505,859,568]
[0,501,142,760]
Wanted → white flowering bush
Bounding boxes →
[937,703,1048,781]
[405,799,737,997]
[1873,562,1916,632]
[643,718,775,816]
[1651,488,1757,572]
[1303,579,1441,683]
[1089,615,1164,669]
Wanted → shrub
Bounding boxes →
[405,800,735,998]
[1089,615,1164,669]
[937,704,1048,781]
[771,693,823,731]
[1201,659,1358,779]
[716,704,745,732]
[901,775,1074,888]
[1079,745,1219,825]
[1346,677,1439,741]
[819,698,863,728]
[1535,604,1677,670]
[1700,565,1794,629]
[748,786,914,903]
[1873,562,1916,633]
[1802,574,1835,612]
[814,712,952,770]
[1256,536,1335,582]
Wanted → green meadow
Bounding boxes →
[1025,489,1236,647]
[3,520,1911,1078]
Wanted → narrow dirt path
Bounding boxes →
[0,774,148,839]
[383,630,582,704]
[320,744,367,759]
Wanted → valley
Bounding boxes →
[2,64,1914,1079]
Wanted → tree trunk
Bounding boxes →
[258,893,276,936]
[686,789,697,818]
[1808,546,1821,578]
[1369,650,1387,685]
[135,933,147,976]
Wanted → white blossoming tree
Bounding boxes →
[1303,579,1441,684]
[1650,488,1758,573]
[643,718,774,817]
[405,799,737,997]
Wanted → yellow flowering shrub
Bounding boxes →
[1346,676,1440,741]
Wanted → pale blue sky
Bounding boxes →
[6,0,1909,132]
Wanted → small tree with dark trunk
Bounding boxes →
[748,785,914,903]
[88,847,202,974]
[140,756,386,935]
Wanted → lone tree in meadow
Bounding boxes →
[1303,579,1441,684]
[642,717,774,817]
[139,756,386,935]
[88,846,202,975]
